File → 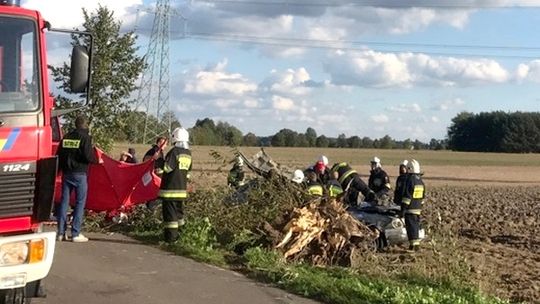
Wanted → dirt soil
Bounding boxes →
[422,186,540,303]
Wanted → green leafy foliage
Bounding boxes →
[50,5,145,151]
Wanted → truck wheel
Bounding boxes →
[0,288,30,304]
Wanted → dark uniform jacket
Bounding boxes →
[401,174,425,215]
[144,145,165,171]
[368,168,391,194]
[331,163,370,195]
[393,174,408,205]
[57,128,96,174]
[158,147,192,200]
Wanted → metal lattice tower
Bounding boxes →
[135,0,172,144]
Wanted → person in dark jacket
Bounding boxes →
[56,116,97,243]
[227,156,246,189]
[144,136,168,209]
[330,162,375,205]
[393,160,409,206]
[400,159,425,251]
[127,147,137,163]
[158,128,192,243]
[305,170,323,196]
[368,157,392,204]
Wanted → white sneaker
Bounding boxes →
[71,234,89,243]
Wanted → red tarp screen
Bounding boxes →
[54,148,161,212]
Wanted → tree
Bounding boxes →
[347,136,361,148]
[379,135,395,149]
[243,132,259,146]
[337,133,347,148]
[305,127,317,147]
[316,135,329,147]
[161,110,182,131]
[50,5,145,151]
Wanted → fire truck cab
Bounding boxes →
[0,0,91,302]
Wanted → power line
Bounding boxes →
[192,0,540,9]
[187,31,540,52]
[181,32,540,59]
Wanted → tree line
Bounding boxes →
[447,111,540,153]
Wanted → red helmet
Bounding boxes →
[314,161,325,174]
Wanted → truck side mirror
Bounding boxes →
[70,46,89,94]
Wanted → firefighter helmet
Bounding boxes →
[314,161,326,174]
[291,169,305,184]
[400,159,408,167]
[171,127,189,144]
[371,156,381,168]
[318,155,329,166]
[408,159,421,174]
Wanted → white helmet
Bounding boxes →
[371,156,381,168]
[400,159,408,167]
[291,169,305,184]
[171,127,189,144]
[408,159,421,174]
[318,155,329,166]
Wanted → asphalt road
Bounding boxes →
[34,232,319,304]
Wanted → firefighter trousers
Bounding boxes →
[404,213,421,246]
[162,199,185,243]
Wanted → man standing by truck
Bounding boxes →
[56,116,97,243]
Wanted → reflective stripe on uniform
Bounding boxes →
[155,168,164,175]
[308,185,323,196]
[329,185,343,197]
[163,163,173,173]
[410,239,421,246]
[164,221,179,229]
[402,198,411,205]
[338,169,357,184]
[405,209,422,215]
[384,183,392,190]
[159,189,188,198]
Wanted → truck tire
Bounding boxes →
[0,288,30,304]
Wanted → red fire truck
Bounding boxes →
[0,0,91,302]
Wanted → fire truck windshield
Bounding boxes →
[0,16,40,113]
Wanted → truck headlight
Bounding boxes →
[0,242,29,266]
[0,239,46,266]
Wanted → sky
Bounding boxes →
[21,0,540,141]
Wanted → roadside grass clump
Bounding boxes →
[244,247,508,304]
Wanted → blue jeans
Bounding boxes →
[57,172,88,237]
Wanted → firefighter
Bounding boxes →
[327,170,344,198]
[393,160,409,206]
[305,170,323,196]
[368,157,392,203]
[227,156,246,189]
[158,127,192,243]
[330,162,374,205]
[400,159,425,251]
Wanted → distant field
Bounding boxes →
[113,144,540,185]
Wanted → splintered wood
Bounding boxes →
[272,198,379,266]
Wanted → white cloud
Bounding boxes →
[262,68,313,96]
[370,114,390,123]
[431,98,466,111]
[515,60,540,83]
[431,116,440,123]
[324,50,510,88]
[386,103,422,113]
[183,60,257,97]
[272,95,295,111]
